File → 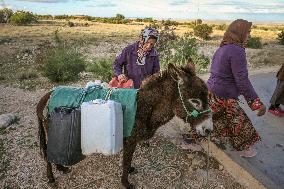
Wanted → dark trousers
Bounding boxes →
[269,80,284,109]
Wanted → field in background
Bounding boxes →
[0,19,284,89]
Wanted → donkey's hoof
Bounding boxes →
[126,183,135,189]
[141,141,150,148]
[56,165,71,174]
[48,178,55,183]
[128,167,138,174]
[47,179,57,188]
[61,167,71,174]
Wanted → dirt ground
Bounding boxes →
[0,85,245,189]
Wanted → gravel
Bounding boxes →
[0,85,244,189]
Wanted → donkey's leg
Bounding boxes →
[47,162,55,183]
[121,137,137,189]
[56,164,71,174]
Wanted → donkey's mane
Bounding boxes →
[140,64,196,90]
[140,69,171,90]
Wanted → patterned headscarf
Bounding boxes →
[220,19,252,48]
[137,28,159,65]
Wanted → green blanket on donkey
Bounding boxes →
[47,86,138,137]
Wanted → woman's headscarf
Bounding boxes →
[137,27,159,65]
[220,19,252,48]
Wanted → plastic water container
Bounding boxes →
[81,100,123,155]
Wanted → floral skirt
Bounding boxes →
[208,92,261,151]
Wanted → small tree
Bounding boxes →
[196,19,202,25]
[215,24,227,31]
[86,58,113,82]
[116,14,125,20]
[10,10,37,25]
[247,37,262,49]
[0,8,13,23]
[42,31,86,82]
[67,21,75,27]
[277,30,284,45]
[193,24,213,40]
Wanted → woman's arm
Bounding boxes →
[113,47,129,76]
[230,48,263,111]
[152,55,160,74]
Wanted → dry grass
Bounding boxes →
[0,20,283,88]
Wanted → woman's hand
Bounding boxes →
[118,74,127,82]
[257,104,266,116]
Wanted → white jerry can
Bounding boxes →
[81,100,123,155]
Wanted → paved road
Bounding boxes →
[225,71,284,189]
[160,69,284,189]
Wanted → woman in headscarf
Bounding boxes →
[207,19,266,157]
[112,27,160,89]
[268,63,284,116]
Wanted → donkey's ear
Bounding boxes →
[182,58,196,75]
[168,63,187,82]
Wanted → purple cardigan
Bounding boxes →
[113,42,160,89]
[207,44,258,102]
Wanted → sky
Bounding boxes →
[1,0,284,23]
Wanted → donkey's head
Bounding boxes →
[168,61,213,136]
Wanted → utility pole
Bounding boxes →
[197,0,200,19]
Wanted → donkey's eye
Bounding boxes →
[188,98,203,110]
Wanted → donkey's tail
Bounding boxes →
[36,91,52,159]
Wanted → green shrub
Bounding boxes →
[116,14,125,20]
[161,19,179,27]
[195,19,202,25]
[54,15,69,19]
[135,18,143,22]
[0,8,13,23]
[143,17,153,22]
[86,58,113,82]
[147,22,160,29]
[18,70,38,81]
[67,21,75,27]
[92,16,131,24]
[277,30,284,45]
[156,29,210,73]
[156,28,178,52]
[10,11,37,25]
[42,31,86,82]
[193,24,213,40]
[0,37,12,44]
[215,24,227,31]
[36,14,53,20]
[247,37,262,49]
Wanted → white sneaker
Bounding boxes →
[179,139,203,151]
[237,147,257,158]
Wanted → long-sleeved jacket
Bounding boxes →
[277,64,284,81]
[113,42,160,89]
[207,44,258,102]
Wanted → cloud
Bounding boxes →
[0,0,12,9]
[15,0,91,3]
[198,0,284,14]
[15,0,69,3]
[89,2,117,7]
[169,0,190,6]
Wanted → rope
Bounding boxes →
[177,81,191,122]
[205,133,211,188]
[104,88,114,101]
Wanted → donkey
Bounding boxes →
[36,62,213,189]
